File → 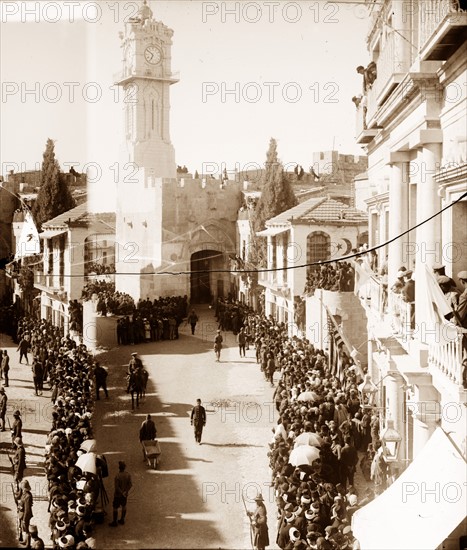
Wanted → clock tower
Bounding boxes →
[115,0,178,301]
[116,0,178,177]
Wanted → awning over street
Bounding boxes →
[352,428,467,550]
[256,226,289,237]
[39,229,68,239]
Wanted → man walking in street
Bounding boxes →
[238,327,247,357]
[0,386,7,431]
[139,414,157,460]
[191,398,206,445]
[94,362,109,400]
[17,337,30,365]
[187,309,199,335]
[31,359,43,396]
[109,461,132,527]
[2,350,10,386]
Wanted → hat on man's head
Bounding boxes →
[13,410,21,417]
[131,352,137,356]
[254,494,264,502]
[458,270,467,280]
[55,520,67,532]
[28,524,38,534]
[433,263,445,271]
[289,527,301,542]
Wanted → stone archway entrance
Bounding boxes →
[190,249,223,304]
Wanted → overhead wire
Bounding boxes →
[32,189,466,277]
[6,174,466,277]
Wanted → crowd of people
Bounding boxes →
[242,313,375,549]
[215,297,252,334]
[81,282,135,316]
[116,295,188,345]
[9,317,104,549]
[304,263,355,296]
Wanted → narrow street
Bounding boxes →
[93,305,280,549]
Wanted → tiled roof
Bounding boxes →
[42,202,89,229]
[41,202,115,230]
[267,196,367,226]
[267,197,326,225]
[300,198,367,223]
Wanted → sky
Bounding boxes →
[0,1,370,209]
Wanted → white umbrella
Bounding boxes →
[294,432,323,448]
[288,445,320,467]
[80,439,97,452]
[76,451,97,475]
[297,391,319,402]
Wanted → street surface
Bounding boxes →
[92,305,279,549]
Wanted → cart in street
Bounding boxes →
[142,440,161,469]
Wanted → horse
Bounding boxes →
[126,368,145,410]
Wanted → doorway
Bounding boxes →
[190,250,222,303]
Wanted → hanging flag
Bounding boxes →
[14,210,40,260]
[417,264,459,346]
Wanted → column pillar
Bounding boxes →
[414,143,442,335]
[384,372,406,466]
[392,0,411,71]
[387,154,410,286]
[415,143,442,267]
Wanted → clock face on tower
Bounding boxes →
[144,45,162,65]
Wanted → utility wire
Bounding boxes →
[77,189,467,277]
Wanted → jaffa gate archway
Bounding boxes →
[190,249,227,304]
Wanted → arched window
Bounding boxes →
[307,231,330,264]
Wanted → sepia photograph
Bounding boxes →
[0,1,466,549]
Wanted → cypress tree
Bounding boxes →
[249,138,297,267]
[33,138,75,228]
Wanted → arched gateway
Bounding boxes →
[190,249,224,303]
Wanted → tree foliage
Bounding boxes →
[18,265,34,293]
[249,138,297,267]
[32,138,75,229]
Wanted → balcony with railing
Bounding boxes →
[366,32,410,123]
[258,270,278,289]
[389,292,414,351]
[362,274,388,320]
[34,271,65,294]
[419,0,467,61]
[428,327,466,388]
